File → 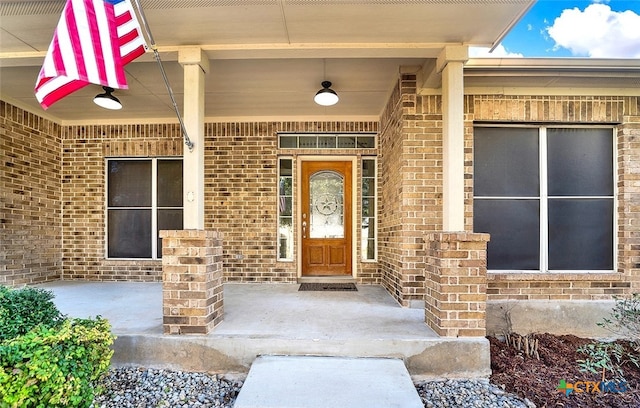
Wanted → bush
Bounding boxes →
[598,293,640,345]
[0,317,115,408]
[577,341,639,382]
[0,286,64,341]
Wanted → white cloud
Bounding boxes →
[547,4,640,58]
[469,44,523,58]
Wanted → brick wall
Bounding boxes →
[4,90,639,307]
[468,95,640,300]
[59,119,380,283]
[378,74,445,306]
[61,124,184,281]
[1,101,62,286]
[206,121,379,284]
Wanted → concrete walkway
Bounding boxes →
[233,356,423,408]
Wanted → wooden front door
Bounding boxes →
[301,161,352,276]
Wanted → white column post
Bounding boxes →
[437,46,468,231]
[178,47,209,229]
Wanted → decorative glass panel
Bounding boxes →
[362,158,376,260]
[337,136,356,148]
[299,136,317,148]
[309,170,344,239]
[278,217,293,259]
[108,160,151,206]
[357,136,375,148]
[318,136,336,148]
[474,127,539,197]
[362,178,375,199]
[278,159,294,260]
[279,136,297,148]
[277,133,376,149]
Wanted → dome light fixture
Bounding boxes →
[314,81,339,106]
[93,86,122,110]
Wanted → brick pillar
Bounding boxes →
[425,232,489,337]
[160,230,224,334]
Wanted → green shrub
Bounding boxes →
[0,317,115,408]
[598,293,640,346]
[0,286,64,341]
[577,341,639,382]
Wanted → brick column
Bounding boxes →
[425,232,489,337]
[160,230,224,334]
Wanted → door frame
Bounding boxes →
[297,156,358,279]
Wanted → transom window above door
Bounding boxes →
[473,126,615,273]
[278,133,376,149]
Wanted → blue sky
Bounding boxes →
[471,0,640,58]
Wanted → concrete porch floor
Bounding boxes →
[37,281,490,379]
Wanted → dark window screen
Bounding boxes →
[548,199,614,270]
[158,160,183,207]
[108,209,152,258]
[474,199,540,270]
[474,127,539,197]
[108,160,151,206]
[157,209,183,258]
[108,159,183,259]
[547,128,613,196]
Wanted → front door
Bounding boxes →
[301,161,352,276]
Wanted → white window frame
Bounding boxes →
[105,157,183,260]
[474,125,617,274]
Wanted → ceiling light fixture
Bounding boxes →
[314,81,339,106]
[93,86,122,110]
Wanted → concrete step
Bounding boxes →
[233,355,423,408]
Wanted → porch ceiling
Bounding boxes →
[0,0,535,123]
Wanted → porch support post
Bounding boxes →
[161,230,224,334]
[425,232,489,337]
[437,46,468,231]
[179,47,209,229]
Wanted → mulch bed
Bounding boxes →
[489,333,640,407]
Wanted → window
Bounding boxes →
[107,158,183,259]
[278,158,294,260]
[361,158,377,260]
[279,133,376,149]
[473,127,614,272]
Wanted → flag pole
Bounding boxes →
[131,0,194,152]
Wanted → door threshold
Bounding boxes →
[298,276,356,284]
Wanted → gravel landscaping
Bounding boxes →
[91,367,533,408]
[91,368,242,408]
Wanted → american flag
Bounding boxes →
[35,0,147,109]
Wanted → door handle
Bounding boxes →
[302,221,307,238]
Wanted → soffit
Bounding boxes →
[0,0,535,123]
